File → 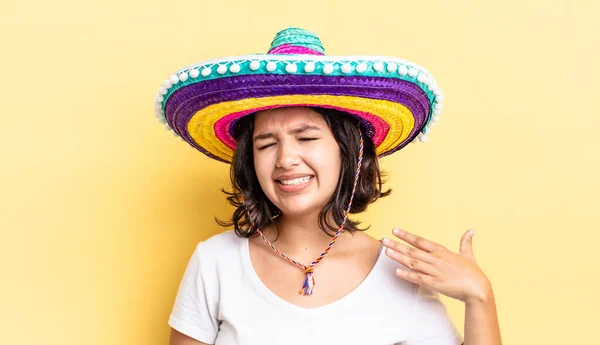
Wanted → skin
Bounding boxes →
[249,107,370,258]
[252,107,342,222]
[170,107,502,345]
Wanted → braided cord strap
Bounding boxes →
[247,126,364,296]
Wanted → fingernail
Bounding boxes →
[469,229,476,237]
[382,237,391,245]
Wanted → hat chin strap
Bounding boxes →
[246,125,364,296]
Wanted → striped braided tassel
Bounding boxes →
[299,267,315,296]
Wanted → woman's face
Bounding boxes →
[253,107,341,217]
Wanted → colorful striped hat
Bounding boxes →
[153,27,444,163]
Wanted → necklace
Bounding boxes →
[248,127,364,296]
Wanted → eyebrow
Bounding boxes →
[253,125,322,142]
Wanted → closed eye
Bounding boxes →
[257,143,276,150]
[257,138,318,150]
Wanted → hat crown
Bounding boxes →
[267,27,325,56]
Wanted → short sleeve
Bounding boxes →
[404,284,463,345]
[168,242,220,344]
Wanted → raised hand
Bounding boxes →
[382,228,492,304]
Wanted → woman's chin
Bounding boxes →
[277,202,324,218]
[279,207,314,217]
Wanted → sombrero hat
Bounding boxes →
[153,27,444,164]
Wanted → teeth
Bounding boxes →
[279,176,311,186]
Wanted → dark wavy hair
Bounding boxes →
[215,107,392,239]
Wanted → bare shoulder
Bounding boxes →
[342,231,383,266]
[350,231,383,253]
[169,328,211,345]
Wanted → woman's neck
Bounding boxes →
[261,213,355,257]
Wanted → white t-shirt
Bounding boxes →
[169,230,463,345]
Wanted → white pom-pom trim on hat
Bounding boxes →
[387,63,398,73]
[170,75,179,84]
[189,69,200,78]
[285,64,297,73]
[267,62,277,72]
[398,65,408,76]
[408,68,418,77]
[323,64,334,74]
[178,72,189,82]
[163,79,172,89]
[201,68,211,77]
[341,63,352,74]
[356,62,367,73]
[373,62,384,72]
[230,64,241,73]
[250,61,261,70]
[304,62,315,73]
[217,65,227,74]
[418,134,428,142]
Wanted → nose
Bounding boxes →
[275,140,300,169]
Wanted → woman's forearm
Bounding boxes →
[463,283,502,345]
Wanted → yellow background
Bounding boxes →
[1,0,599,344]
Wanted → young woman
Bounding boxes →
[155,28,502,345]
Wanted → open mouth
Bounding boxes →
[276,176,313,186]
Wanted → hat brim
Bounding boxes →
[156,55,443,163]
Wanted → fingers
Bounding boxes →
[395,267,436,287]
[460,229,476,259]
[383,246,439,277]
[392,228,445,253]
[382,237,437,265]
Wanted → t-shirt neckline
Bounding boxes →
[240,234,386,314]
